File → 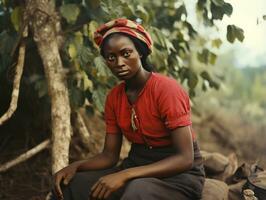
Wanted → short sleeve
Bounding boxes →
[104,92,121,134]
[157,80,192,130]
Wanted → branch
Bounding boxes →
[73,109,91,150]
[0,26,28,126]
[0,139,50,173]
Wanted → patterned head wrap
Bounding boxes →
[94,18,153,53]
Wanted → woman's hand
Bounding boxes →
[90,171,129,200]
[53,163,78,200]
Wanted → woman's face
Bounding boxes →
[102,34,142,80]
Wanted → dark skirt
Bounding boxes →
[51,141,205,200]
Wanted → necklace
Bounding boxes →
[131,107,138,131]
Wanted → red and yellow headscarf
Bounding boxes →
[94,18,153,53]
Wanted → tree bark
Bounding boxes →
[26,0,73,173]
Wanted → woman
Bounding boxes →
[52,18,205,200]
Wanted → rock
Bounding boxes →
[202,178,229,200]
[243,189,258,200]
[228,180,246,200]
[217,153,238,182]
[227,163,252,184]
[201,151,229,173]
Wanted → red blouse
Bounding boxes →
[104,72,195,147]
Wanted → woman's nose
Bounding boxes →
[116,56,124,67]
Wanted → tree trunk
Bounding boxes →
[26,0,72,173]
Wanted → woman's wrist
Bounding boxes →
[70,160,83,171]
[122,168,137,180]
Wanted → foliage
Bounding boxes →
[194,48,266,124]
[226,24,244,43]
[0,0,244,113]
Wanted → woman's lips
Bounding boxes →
[118,71,129,76]
[116,70,129,77]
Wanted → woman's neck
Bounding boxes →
[125,68,151,92]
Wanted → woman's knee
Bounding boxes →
[121,178,156,199]
[68,172,89,187]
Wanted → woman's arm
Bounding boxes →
[73,133,123,171]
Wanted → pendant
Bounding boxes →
[131,107,138,131]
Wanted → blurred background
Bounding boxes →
[0,0,265,199]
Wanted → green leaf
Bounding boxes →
[200,71,211,81]
[189,89,196,97]
[211,2,232,20]
[92,88,106,112]
[212,38,222,48]
[227,25,244,43]
[197,49,209,64]
[226,25,234,43]
[209,52,217,65]
[234,25,244,42]
[149,27,168,49]
[100,0,124,18]
[209,80,220,89]
[197,49,217,65]
[74,31,83,46]
[85,0,100,9]
[178,67,189,83]
[135,5,149,23]
[60,4,80,24]
[202,8,214,26]
[99,0,110,14]
[149,48,168,69]
[197,0,207,10]
[211,0,224,6]
[210,3,223,20]
[200,71,220,90]
[78,46,93,67]
[79,71,93,91]
[121,2,134,17]
[68,43,77,59]
[11,7,22,31]
[94,56,109,77]
[187,71,198,89]
[184,21,197,37]
[223,3,233,17]
[176,4,187,20]
[87,20,99,43]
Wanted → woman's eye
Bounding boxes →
[107,55,115,62]
[123,51,130,57]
